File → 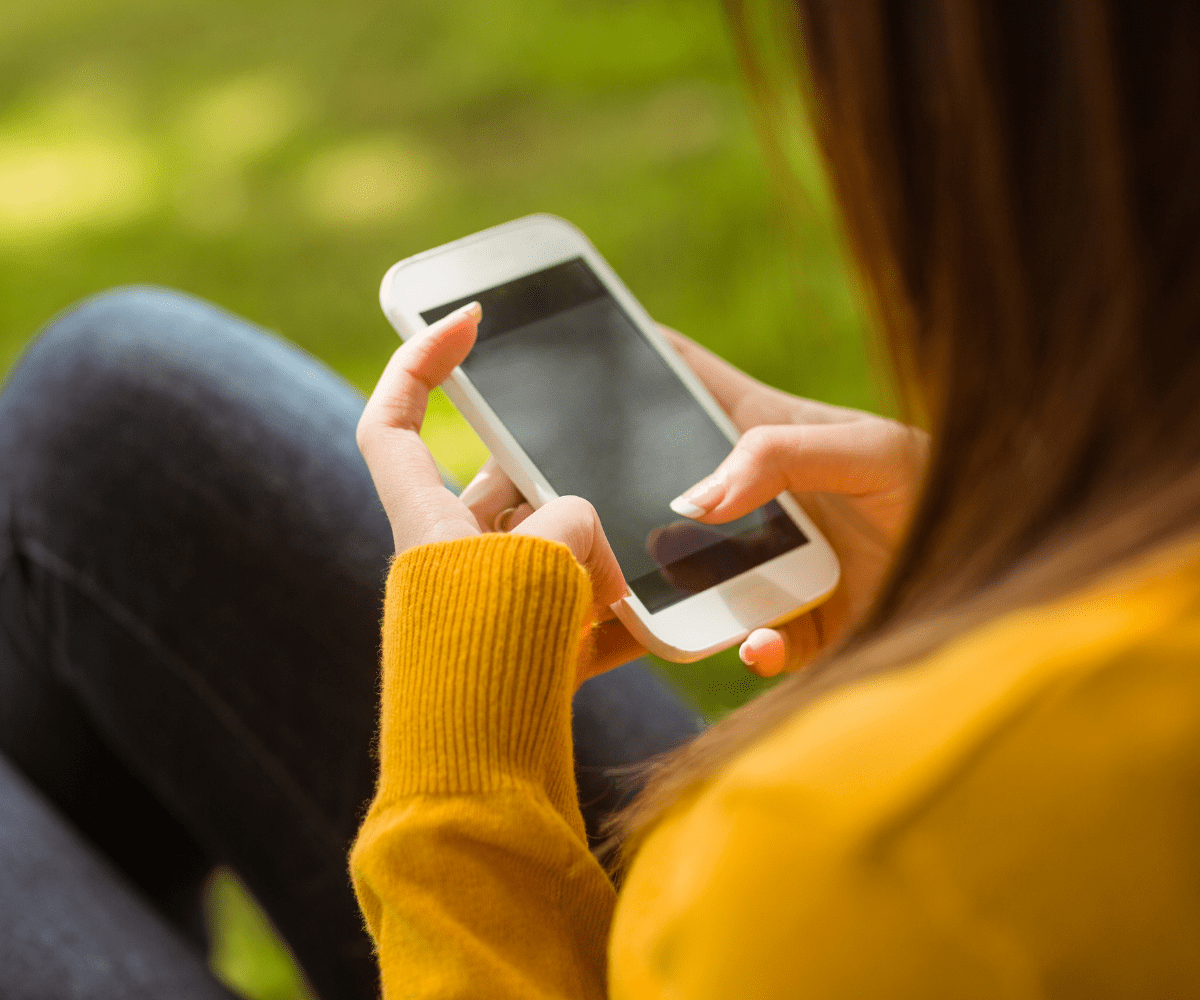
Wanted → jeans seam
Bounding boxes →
[18,537,348,856]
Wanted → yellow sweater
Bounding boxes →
[351,532,1200,998]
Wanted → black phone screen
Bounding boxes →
[422,257,808,613]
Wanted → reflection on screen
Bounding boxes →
[422,258,807,612]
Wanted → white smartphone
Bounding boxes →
[380,214,840,662]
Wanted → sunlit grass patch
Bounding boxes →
[298,135,439,227]
[0,136,157,238]
[0,80,159,240]
[176,70,309,170]
[171,69,308,234]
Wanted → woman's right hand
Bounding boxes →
[658,327,928,676]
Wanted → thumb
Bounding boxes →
[357,301,483,552]
[668,420,917,525]
[510,496,642,686]
[510,495,629,611]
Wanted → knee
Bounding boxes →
[0,287,244,529]
[47,284,197,341]
[6,285,358,437]
[0,285,367,544]
[6,286,221,403]
[3,285,177,456]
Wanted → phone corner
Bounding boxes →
[612,598,729,664]
[819,547,843,600]
[379,262,402,314]
[522,212,589,242]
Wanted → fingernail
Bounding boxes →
[738,634,763,665]
[419,302,481,339]
[739,628,781,666]
[444,301,481,324]
[669,476,725,518]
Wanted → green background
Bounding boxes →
[0,1,872,996]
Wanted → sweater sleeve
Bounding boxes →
[350,532,617,1000]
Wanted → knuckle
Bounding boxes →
[555,495,599,554]
[738,425,797,483]
[739,423,784,459]
[557,494,595,518]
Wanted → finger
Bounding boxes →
[360,301,481,441]
[739,613,824,677]
[669,420,921,525]
[510,496,628,611]
[739,628,786,677]
[659,324,872,430]
[658,325,789,430]
[459,456,526,533]
[357,302,482,549]
[508,496,642,686]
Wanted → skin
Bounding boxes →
[655,328,928,675]
[357,304,928,687]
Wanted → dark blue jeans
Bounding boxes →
[0,288,702,1000]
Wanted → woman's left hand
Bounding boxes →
[356,303,644,687]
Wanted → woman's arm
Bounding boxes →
[351,305,629,997]
[351,533,616,999]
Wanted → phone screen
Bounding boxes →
[422,258,808,613]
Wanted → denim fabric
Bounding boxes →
[0,288,703,999]
[0,754,236,999]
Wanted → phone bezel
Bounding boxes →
[380,213,840,662]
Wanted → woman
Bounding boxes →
[352,0,1200,996]
[3,1,1197,998]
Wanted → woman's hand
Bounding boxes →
[465,323,928,678]
[356,303,643,688]
[659,327,928,677]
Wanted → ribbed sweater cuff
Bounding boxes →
[376,532,591,813]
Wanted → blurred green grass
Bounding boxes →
[1,0,873,996]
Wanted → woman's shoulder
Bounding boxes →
[612,542,1200,997]
[718,537,1200,815]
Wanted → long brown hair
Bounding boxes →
[609,0,1200,861]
